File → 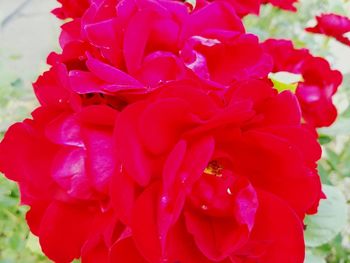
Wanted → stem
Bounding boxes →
[0,0,33,30]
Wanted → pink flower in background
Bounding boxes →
[226,0,260,16]
[202,0,261,17]
[306,13,350,46]
[262,0,298,11]
[263,39,342,127]
[52,0,90,19]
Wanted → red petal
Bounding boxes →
[131,183,162,262]
[81,236,109,263]
[86,57,143,87]
[110,169,138,225]
[52,147,95,200]
[185,210,249,261]
[39,201,97,263]
[115,102,162,186]
[124,10,153,73]
[83,128,115,193]
[239,190,305,262]
[139,98,197,155]
[109,238,148,263]
[187,2,244,36]
[259,91,301,126]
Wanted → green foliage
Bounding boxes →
[0,53,46,262]
[0,52,37,134]
[305,249,327,263]
[0,176,49,262]
[305,185,348,247]
[244,0,350,54]
[269,71,302,93]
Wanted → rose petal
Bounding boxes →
[39,201,97,263]
[110,237,148,263]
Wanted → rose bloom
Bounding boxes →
[306,13,350,46]
[0,0,333,262]
[111,79,322,262]
[0,64,131,262]
[262,39,342,127]
[52,0,277,96]
[0,105,120,262]
[0,67,323,263]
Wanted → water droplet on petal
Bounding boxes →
[201,204,208,210]
[161,196,169,205]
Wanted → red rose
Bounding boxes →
[0,0,336,261]
[0,95,120,262]
[0,105,122,262]
[111,80,322,262]
[262,39,342,127]
[52,0,251,95]
[306,13,350,46]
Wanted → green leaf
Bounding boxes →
[185,0,196,9]
[304,184,348,247]
[317,161,332,185]
[268,72,302,93]
[26,234,43,255]
[318,134,332,145]
[325,148,340,169]
[305,250,326,263]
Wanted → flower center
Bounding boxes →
[189,160,236,217]
[204,160,224,177]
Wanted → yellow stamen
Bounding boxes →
[204,160,223,177]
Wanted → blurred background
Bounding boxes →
[0,0,350,262]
